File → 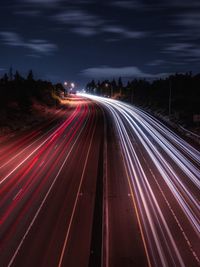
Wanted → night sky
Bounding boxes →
[0,0,200,88]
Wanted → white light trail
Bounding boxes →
[79,93,200,267]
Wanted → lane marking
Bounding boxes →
[121,153,153,267]
[7,110,88,267]
[102,113,109,267]
[39,161,45,167]
[0,107,79,186]
[13,189,23,201]
[0,113,64,169]
[57,120,97,267]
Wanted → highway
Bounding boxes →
[84,94,200,267]
[0,95,200,267]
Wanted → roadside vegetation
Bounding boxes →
[86,73,200,133]
[0,69,64,135]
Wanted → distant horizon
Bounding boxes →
[0,66,198,90]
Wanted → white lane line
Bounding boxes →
[0,115,63,169]
[57,121,96,267]
[7,115,88,267]
[39,161,45,167]
[0,114,75,185]
[118,126,153,267]
[13,189,23,201]
[102,112,109,267]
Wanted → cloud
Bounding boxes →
[158,33,185,38]
[26,54,42,58]
[81,66,169,79]
[166,0,200,8]
[55,9,148,40]
[71,27,97,36]
[111,0,144,9]
[165,42,193,52]
[0,32,57,55]
[164,42,200,61]
[27,40,57,53]
[22,0,61,4]
[176,12,200,29]
[0,32,21,46]
[15,10,41,16]
[103,26,147,39]
[147,59,166,66]
[55,10,103,27]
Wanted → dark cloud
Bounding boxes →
[111,0,144,9]
[14,10,41,16]
[81,66,169,79]
[54,9,148,40]
[166,0,200,8]
[55,10,104,27]
[22,0,61,4]
[147,59,166,66]
[164,42,200,62]
[0,32,57,55]
[0,32,21,46]
[176,12,200,29]
[102,26,147,39]
[71,27,97,36]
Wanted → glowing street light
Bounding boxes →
[71,82,75,88]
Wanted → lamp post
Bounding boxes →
[70,83,75,93]
[64,81,68,97]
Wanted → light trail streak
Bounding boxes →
[0,100,94,267]
[0,104,87,226]
[0,109,64,169]
[6,116,89,267]
[57,115,97,267]
[0,105,81,185]
[80,94,200,267]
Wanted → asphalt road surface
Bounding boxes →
[0,95,199,267]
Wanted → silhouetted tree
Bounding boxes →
[118,77,123,88]
[2,73,8,84]
[9,66,13,81]
[27,70,34,81]
[14,71,23,82]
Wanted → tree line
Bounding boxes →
[0,69,64,112]
[86,73,200,126]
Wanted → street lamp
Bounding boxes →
[63,81,68,97]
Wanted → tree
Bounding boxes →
[27,70,34,81]
[14,71,22,82]
[9,66,13,81]
[118,77,123,88]
[86,80,96,93]
[2,73,8,84]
